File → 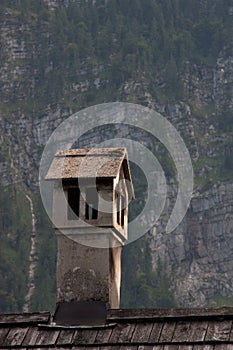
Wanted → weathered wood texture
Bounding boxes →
[46,148,132,180]
[3,327,29,346]
[131,323,153,343]
[109,323,136,343]
[56,329,75,345]
[187,321,208,342]
[172,321,190,342]
[159,322,176,342]
[148,322,163,342]
[108,307,233,320]
[0,309,233,349]
[205,320,232,341]
[0,312,50,325]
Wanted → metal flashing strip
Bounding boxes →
[38,323,116,330]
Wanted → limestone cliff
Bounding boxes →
[0,0,232,311]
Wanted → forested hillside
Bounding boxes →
[0,0,232,312]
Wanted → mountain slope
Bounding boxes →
[0,0,232,311]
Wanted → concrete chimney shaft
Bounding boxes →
[56,231,122,309]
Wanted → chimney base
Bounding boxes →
[56,230,123,309]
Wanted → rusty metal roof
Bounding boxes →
[45,148,134,199]
[1,308,233,349]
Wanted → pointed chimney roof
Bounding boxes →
[45,147,134,199]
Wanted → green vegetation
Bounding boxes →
[194,154,233,191]
[0,185,31,312]
[208,295,233,307]
[30,229,56,313]
[0,184,56,312]
[0,0,232,312]
[1,0,232,111]
[121,238,177,308]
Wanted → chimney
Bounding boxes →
[45,148,134,322]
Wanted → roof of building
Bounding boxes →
[45,147,134,199]
[46,148,130,179]
[1,307,233,349]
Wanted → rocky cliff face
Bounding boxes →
[0,1,232,310]
[150,182,233,306]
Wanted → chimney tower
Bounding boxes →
[45,148,134,322]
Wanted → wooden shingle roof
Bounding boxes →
[1,308,233,349]
[45,147,134,200]
[46,148,131,180]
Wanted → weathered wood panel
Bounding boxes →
[109,323,136,343]
[22,327,40,346]
[172,321,190,342]
[101,346,120,350]
[71,347,91,350]
[95,328,113,344]
[137,345,155,350]
[148,322,163,343]
[3,327,29,346]
[229,322,233,341]
[35,329,59,345]
[163,345,179,350]
[131,323,154,343]
[119,345,138,350]
[55,348,81,350]
[0,327,10,346]
[193,345,214,350]
[150,346,163,350]
[56,329,75,345]
[74,329,98,344]
[0,313,50,325]
[205,320,232,341]
[186,321,208,342]
[214,345,233,350]
[159,322,176,342]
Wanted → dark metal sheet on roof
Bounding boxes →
[53,301,107,326]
